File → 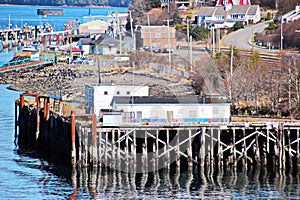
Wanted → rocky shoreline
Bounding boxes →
[0,63,195,105]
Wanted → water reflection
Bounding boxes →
[13,149,300,199]
[66,165,300,199]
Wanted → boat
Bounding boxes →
[22,46,38,52]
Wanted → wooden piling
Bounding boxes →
[297,129,300,166]
[71,111,76,168]
[210,129,214,168]
[15,94,300,171]
[188,129,192,167]
[200,127,206,167]
[217,128,222,167]
[233,128,237,168]
[166,129,170,168]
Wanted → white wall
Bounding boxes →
[85,85,149,117]
[113,103,231,123]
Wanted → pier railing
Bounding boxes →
[15,93,300,171]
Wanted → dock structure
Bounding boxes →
[15,93,300,171]
[0,53,55,73]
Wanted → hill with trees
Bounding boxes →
[0,0,130,7]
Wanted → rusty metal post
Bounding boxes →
[71,111,76,168]
[92,114,97,167]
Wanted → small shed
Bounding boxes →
[65,47,84,59]
[79,38,93,54]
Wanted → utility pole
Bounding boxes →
[97,56,101,84]
[187,18,191,71]
[289,58,291,117]
[190,35,193,71]
[229,46,233,102]
[166,19,172,73]
[116,12,122,55]
[280,16,283,51]
[144,13,152,52]
[217,28,220,52]
[128,10,136,51]
[212,26,215,55]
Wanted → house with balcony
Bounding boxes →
[195,0,261,29]
[196,4,261,28]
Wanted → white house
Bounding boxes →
[85,85,149,117]
[79,38,93,54]
[196,5,261,28]
[93,35,119,55]
[282,4,300,23]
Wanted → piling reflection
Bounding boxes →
[66,165,300,199]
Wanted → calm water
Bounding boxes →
[0,5,128,30]
[0,5,300,199]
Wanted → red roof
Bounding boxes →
[239,0,250,5]
[216,0,250,6]
[216,0,233,6]
[65,47,84,53]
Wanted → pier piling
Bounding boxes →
[14,93,300,171]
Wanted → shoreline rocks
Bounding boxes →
[1,63,195,105]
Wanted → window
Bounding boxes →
[126,91,130,95]
[104,91,108,95]
[232,14,239,19]
[116,91,120,95]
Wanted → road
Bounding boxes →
[223,21,272,52]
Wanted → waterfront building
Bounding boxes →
[78,20,109,35]
[109,96,231,125]
[85,85,149,117]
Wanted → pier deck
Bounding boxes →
[15,93,300,171]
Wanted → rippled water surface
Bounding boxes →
[1,85,300,199]
[0,4,300,197]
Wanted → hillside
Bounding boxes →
[0,0,130,7]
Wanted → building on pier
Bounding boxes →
[108,95,230,125]
[85,85,150,117]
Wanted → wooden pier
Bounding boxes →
[15,93,300,171]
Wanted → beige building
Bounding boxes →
[78,20,109,34]
[138,26,176,50]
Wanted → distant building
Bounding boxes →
[78,20,109,34]
[79,37,93,54]
[91,35,119,55]
[136,25,176,50]
[215,0,251,6]
[196,4,261,28]
[282,4,300,23]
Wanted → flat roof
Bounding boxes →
[113,96,229,104]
